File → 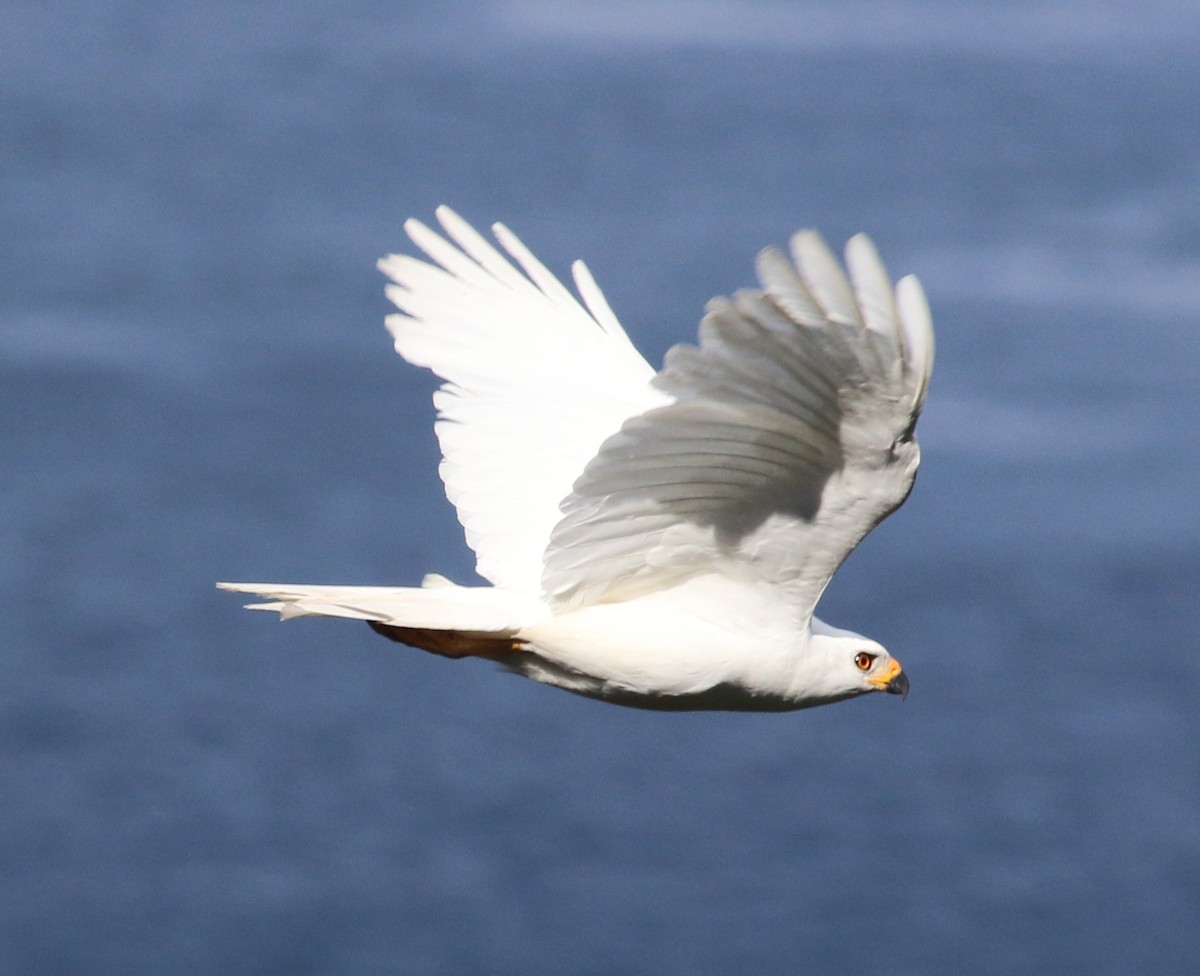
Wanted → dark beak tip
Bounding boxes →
[886,671,910,699]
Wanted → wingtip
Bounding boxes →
[844,230,875,251]
[433,205,479,244]
[896,275,934,368]
[843,233,882,276]
[789,229,862,327]
[401,214,428,240]
[844,233,901,344]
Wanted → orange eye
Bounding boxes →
[854,652,876,671]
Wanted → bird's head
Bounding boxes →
[807,621,909,701]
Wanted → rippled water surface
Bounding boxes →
[3,2,1199,973]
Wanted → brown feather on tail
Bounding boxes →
[367,621,525,660]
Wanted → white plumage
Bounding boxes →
[220,208,932,711]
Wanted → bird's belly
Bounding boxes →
[513,578,805,709]
[505,650,842,712]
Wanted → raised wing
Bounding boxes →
[542,231,933,620]
[379,208,667,595]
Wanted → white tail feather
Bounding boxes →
[215,580,547,632]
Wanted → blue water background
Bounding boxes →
[3,2,1199,972]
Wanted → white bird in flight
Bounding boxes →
[220,207,933,711]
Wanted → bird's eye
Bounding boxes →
[854,652,876,671]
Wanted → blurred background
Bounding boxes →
[3,1,1198,973]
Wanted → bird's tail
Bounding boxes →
[216,575,547,657]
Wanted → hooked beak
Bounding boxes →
[869,658,909,699]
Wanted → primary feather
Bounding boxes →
[220,210,932,712]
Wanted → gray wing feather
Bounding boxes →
[542,231,932,618]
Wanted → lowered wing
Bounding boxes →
[542,231,933,622]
